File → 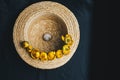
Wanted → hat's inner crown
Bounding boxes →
[26,13,68,52]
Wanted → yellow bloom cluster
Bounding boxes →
[61,34,73,54]
[21,34,73,61]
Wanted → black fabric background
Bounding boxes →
[0,0,108,80]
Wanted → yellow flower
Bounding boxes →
[63,45,70,55]
[26,45,33,53]
[65,34,73,45]
[61,34,73,46]
[40,52,48,61]
[22,41,29,48]
[56,50,63,58]
[31,49,40,59]
[48,51,56,60]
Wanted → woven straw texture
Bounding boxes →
[13,1,80,69]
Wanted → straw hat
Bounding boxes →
[13,1,80,69]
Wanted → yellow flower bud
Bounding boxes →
[26,45,33,53]
[22,41,29,48]
[65,34,71,38]
[40,52,48,61]
[61,35,65,41]
[56,50,63,58]
[63,45,70,55]
[48,51,56,60]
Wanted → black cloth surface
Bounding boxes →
[0,0,95,80]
